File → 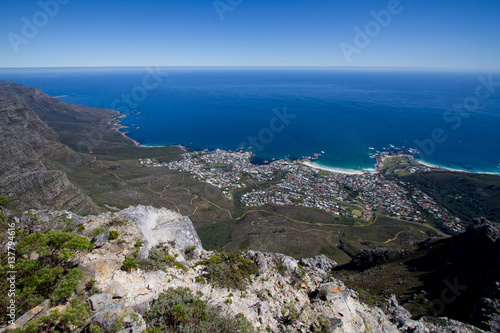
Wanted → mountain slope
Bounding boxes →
[0,84,99,214]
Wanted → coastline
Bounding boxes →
[301,161,375,175]
[113,121,500,177]
[415,159,500,176]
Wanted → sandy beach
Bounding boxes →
[415,159,500,175]
[302,161,373,175]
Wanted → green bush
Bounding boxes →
[0,195,9,206]
[122,257,139,272]
[108,230,119,240]
[14,298,91,333]
[140,246,187,272]
[195,276,206,285]
[145,287,253,332]
[90,227,108,237]
[201,252,258,290]
[0,230,94,325]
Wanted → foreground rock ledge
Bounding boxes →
[1,206,484,333]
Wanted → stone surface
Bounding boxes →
[92,231,110,248]
[120,205,203,258]
[300,254,337,272]
[90,303,125,331]
[88,293,113,312]
[109,282,127,299]
[118,313,147,333]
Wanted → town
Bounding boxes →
[139,149,465,233]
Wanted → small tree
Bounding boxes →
[0,195,9,206]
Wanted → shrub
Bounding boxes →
[77,223,85,232]
[0,195,9,206]
[15,298,91,333]
[122,257,139,272]
[282,305,300,325]
[145,287,253,332]
[85,279,97,290]
[0,230,94,325]
[140,246,187,272]
[202,252,258,290]
[185,245,197,259]
[195,276,206,285]
[108,230,119,240]
[90,227,108,237]
[135,239,144,248]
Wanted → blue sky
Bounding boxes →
[1,0,499,69]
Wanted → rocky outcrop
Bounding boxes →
[349,248,413,270]
[407,218,500,331]
[120,205,203,259]
[2,206,488,332]
[300,254,337,273]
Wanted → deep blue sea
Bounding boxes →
[2,67,500,174]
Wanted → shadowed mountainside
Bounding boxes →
[0,83,99,214]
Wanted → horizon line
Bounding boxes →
[1,65,500,73]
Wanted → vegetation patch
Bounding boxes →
[139,245,187,272]
[0,230,93,326]
[145,287,253,333]
[201,252,258,290]
[13,298,91,333]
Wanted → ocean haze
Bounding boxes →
[1,67,500,173]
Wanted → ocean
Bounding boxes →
[1,67,500,174]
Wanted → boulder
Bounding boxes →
[117,312,147,333]
[90,303,125,331]
[300,254,337,272]
[120,205,203,259]
[108,282,127,299]
[92,231,109,248]
[88,293,113,311]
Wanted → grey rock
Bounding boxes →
[3,299,51,332]
[257,301,269,316]
[90,303,125,331]
[92,232,109,248]
[75,262,97,295]
[386,295,411,328]
[274,253,299,273]
[120,205,203,259]
[109,282,127,299]
[117,312,147,333]
[300,254,337,272]
[87,293,113,311]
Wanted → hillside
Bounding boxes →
[0,84,97,214]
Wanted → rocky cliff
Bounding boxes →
[0,85,98,214]
[408,218,500,331]
[1,206,484,332]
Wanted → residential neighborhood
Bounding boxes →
[139,149,466,231]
